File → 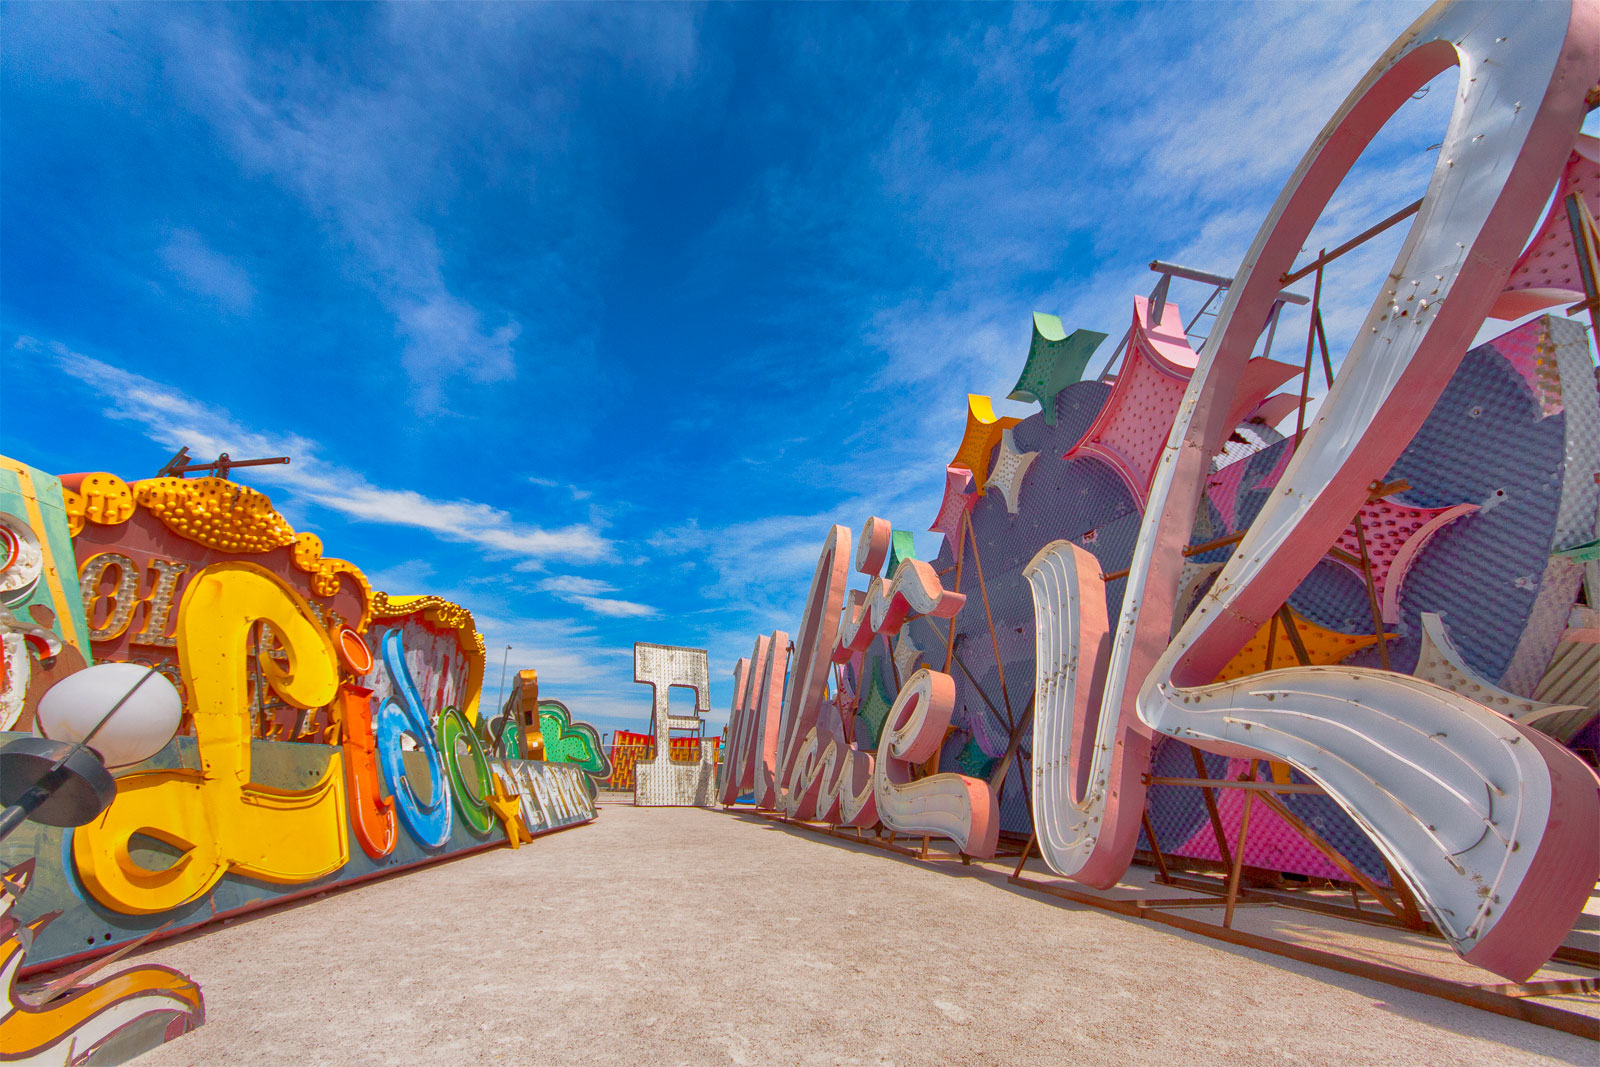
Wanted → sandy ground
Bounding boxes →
[125,802,1594,1067]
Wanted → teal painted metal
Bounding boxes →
[0,460,90,656]
[954,736,996,779]
[535,699,612,789]
[1006,314,1108,426]
[885,529,916,576]
[1552,537,1600,562]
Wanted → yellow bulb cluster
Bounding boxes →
[63,491,84,537]
[132,477,296,554]
[59,468,375,632]
[61,472,136,535]
[312,557,372,604]
[371,591,487,659]
[286,532,373,625]
[293,532,324,571]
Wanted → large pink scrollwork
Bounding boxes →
[1028,0,1600,982]
[873,667,1000,858]
[758,518,997,854]
[834,519,966,660]
[722,632,790,810]
[773,524,876,824]
[719,650,756,807]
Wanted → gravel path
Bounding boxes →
[128,803,1594,1066]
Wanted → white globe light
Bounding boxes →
[36,663,182,769]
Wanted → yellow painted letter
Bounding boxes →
[73,562,349,914]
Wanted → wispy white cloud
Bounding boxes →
[22,336,612,566]
[568,596,657,619]
[156,18,524,412]
[536,574,657,618]
[5,0,1490,733]
[158,229,254,314]
[538,575,615,598]
[463,605,651,732]
[851,1,1439,390]
[648,464,949,649]
[670,5,1445,627]
[528,476,594,502]
[623,0,1453,700]
[149,4,710,416]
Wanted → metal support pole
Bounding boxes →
[1294,258,1325,447]
[1223,763,1259,929]
[0,787,53,842]
[964,515,1013,729]
[1189,747,1233,870]
[496,644,512,718]
[1281,198,1424,285]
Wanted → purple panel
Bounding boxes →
[1570,715,1600,766]
[904,379,1122,834]
[894,320,1578,858]
[926,449,1139,758]
[1142,737,1393,884]
[1347,341,1566,678]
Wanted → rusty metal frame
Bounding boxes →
[724,806,1597,1037]
[1008,835,1599,1038]
[1142,754,1423,930]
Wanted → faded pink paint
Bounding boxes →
[718,653,756,807]
[1065,297,1198,509]
[928,466,976,542]
[788,698,878,827]
[833,648,864,718]
[1161,35,1595,682]
[1326,497,1481,622]
[1376,503,1480,622]
[1162,759,1368,884]
[1201,429,1309,536]
[1244,392,1305,429]
[1062,540,1150,888]
[774,525,874,825]
[752,633,790,810]
[765,517,994,852]
[833,560,965,662]
[721,632,793,810]
[1067,297,1296,509]
[873,668,1000,858]
[1139,0,1600,982]
[1206,448,1268,533]
[1491,134,1600,320]
[1489,315,1570,416]
[1249,433,1301,495]
[841,516,997,857]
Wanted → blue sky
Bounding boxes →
[3,0,1522,736]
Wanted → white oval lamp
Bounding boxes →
[36,662,182,769]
